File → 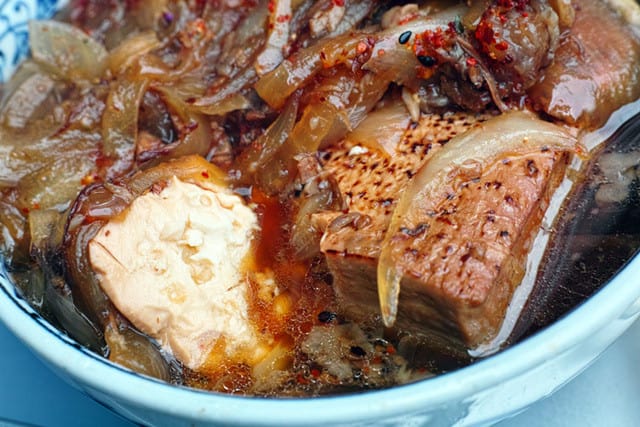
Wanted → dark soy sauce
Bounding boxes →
[516,112,640,341]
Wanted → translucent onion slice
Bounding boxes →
[105,322,171,381]
[101,77,150,178]
[107,31,161,75]
[377,111,578,326]
[548,0,575,28]
[254,33,366,109]
[191,93,251,116]
[154,88,212,160]
[345,101,412,156]
[235,96,299,190]
[126,155,227,196]
[29,20,108,81]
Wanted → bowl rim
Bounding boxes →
[2,251,640,426]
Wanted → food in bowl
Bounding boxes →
[1,0,639,396]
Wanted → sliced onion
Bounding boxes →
[102,77,149,178]
[16,155,97,211]
[1,71,55,129]
[291,161,344,260]
[64,219,113,327]
[105,322,171,381]
[153,88,212,160]
[29,20,108,81]
[289,70,389,152]
[126,155,227,196]
[254,33,366,109]
[45,278,107,354]
[191,66,257,113]
[235,96,299,187]
[107,31,161,75]
[190,93,251,116]
[346,101,412,156]
[377,111,578,326]
[331,0,376,36]
[548,0,575,28]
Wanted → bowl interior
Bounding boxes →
[2,1,640,426]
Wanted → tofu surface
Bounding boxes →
[89,176,261,369]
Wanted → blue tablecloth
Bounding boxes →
[2,318,639,427]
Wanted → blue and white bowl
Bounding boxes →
[1,2,640,426]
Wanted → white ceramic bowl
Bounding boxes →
[2,2,640,426]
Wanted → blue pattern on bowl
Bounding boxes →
[0,0,68,82]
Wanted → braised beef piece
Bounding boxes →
[319,111,570,357]
[529,0,640,128]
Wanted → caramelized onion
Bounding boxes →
[377,111,578,326]
[29,20,108,81]
[345,101,411,156]
[102,77,150,177]
[107,31,161,74]
[105,323,172,381]
[548,0,575,28]
[290,70,389,152]
[235,96,299,192]
[255,33,366,109]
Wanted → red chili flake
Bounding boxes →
[495,40,509,51]
[201,170,210,178]
[386,345,396,355]
[332,0,344,6]
[296,373,309,385]
[356,41,369,54]
[267,0,275,13]
[475,21,495,45]
[310,368,321,378]
[377,49,385,56]
[276,14,290,23]
[522,11,529,17]
[466,57,478,67]
[21,207,30,215]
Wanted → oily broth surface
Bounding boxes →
[520,112,640,340]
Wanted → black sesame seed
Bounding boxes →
[398,30,412,45]
[350,346,367,357]
[417,55,437,67]
[318,311,337,323]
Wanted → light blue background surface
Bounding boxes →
[1,318,639,427]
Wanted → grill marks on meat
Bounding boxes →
[319,112,494,258]
[319,111,570,356]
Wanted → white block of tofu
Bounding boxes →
[88,176,260,370]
